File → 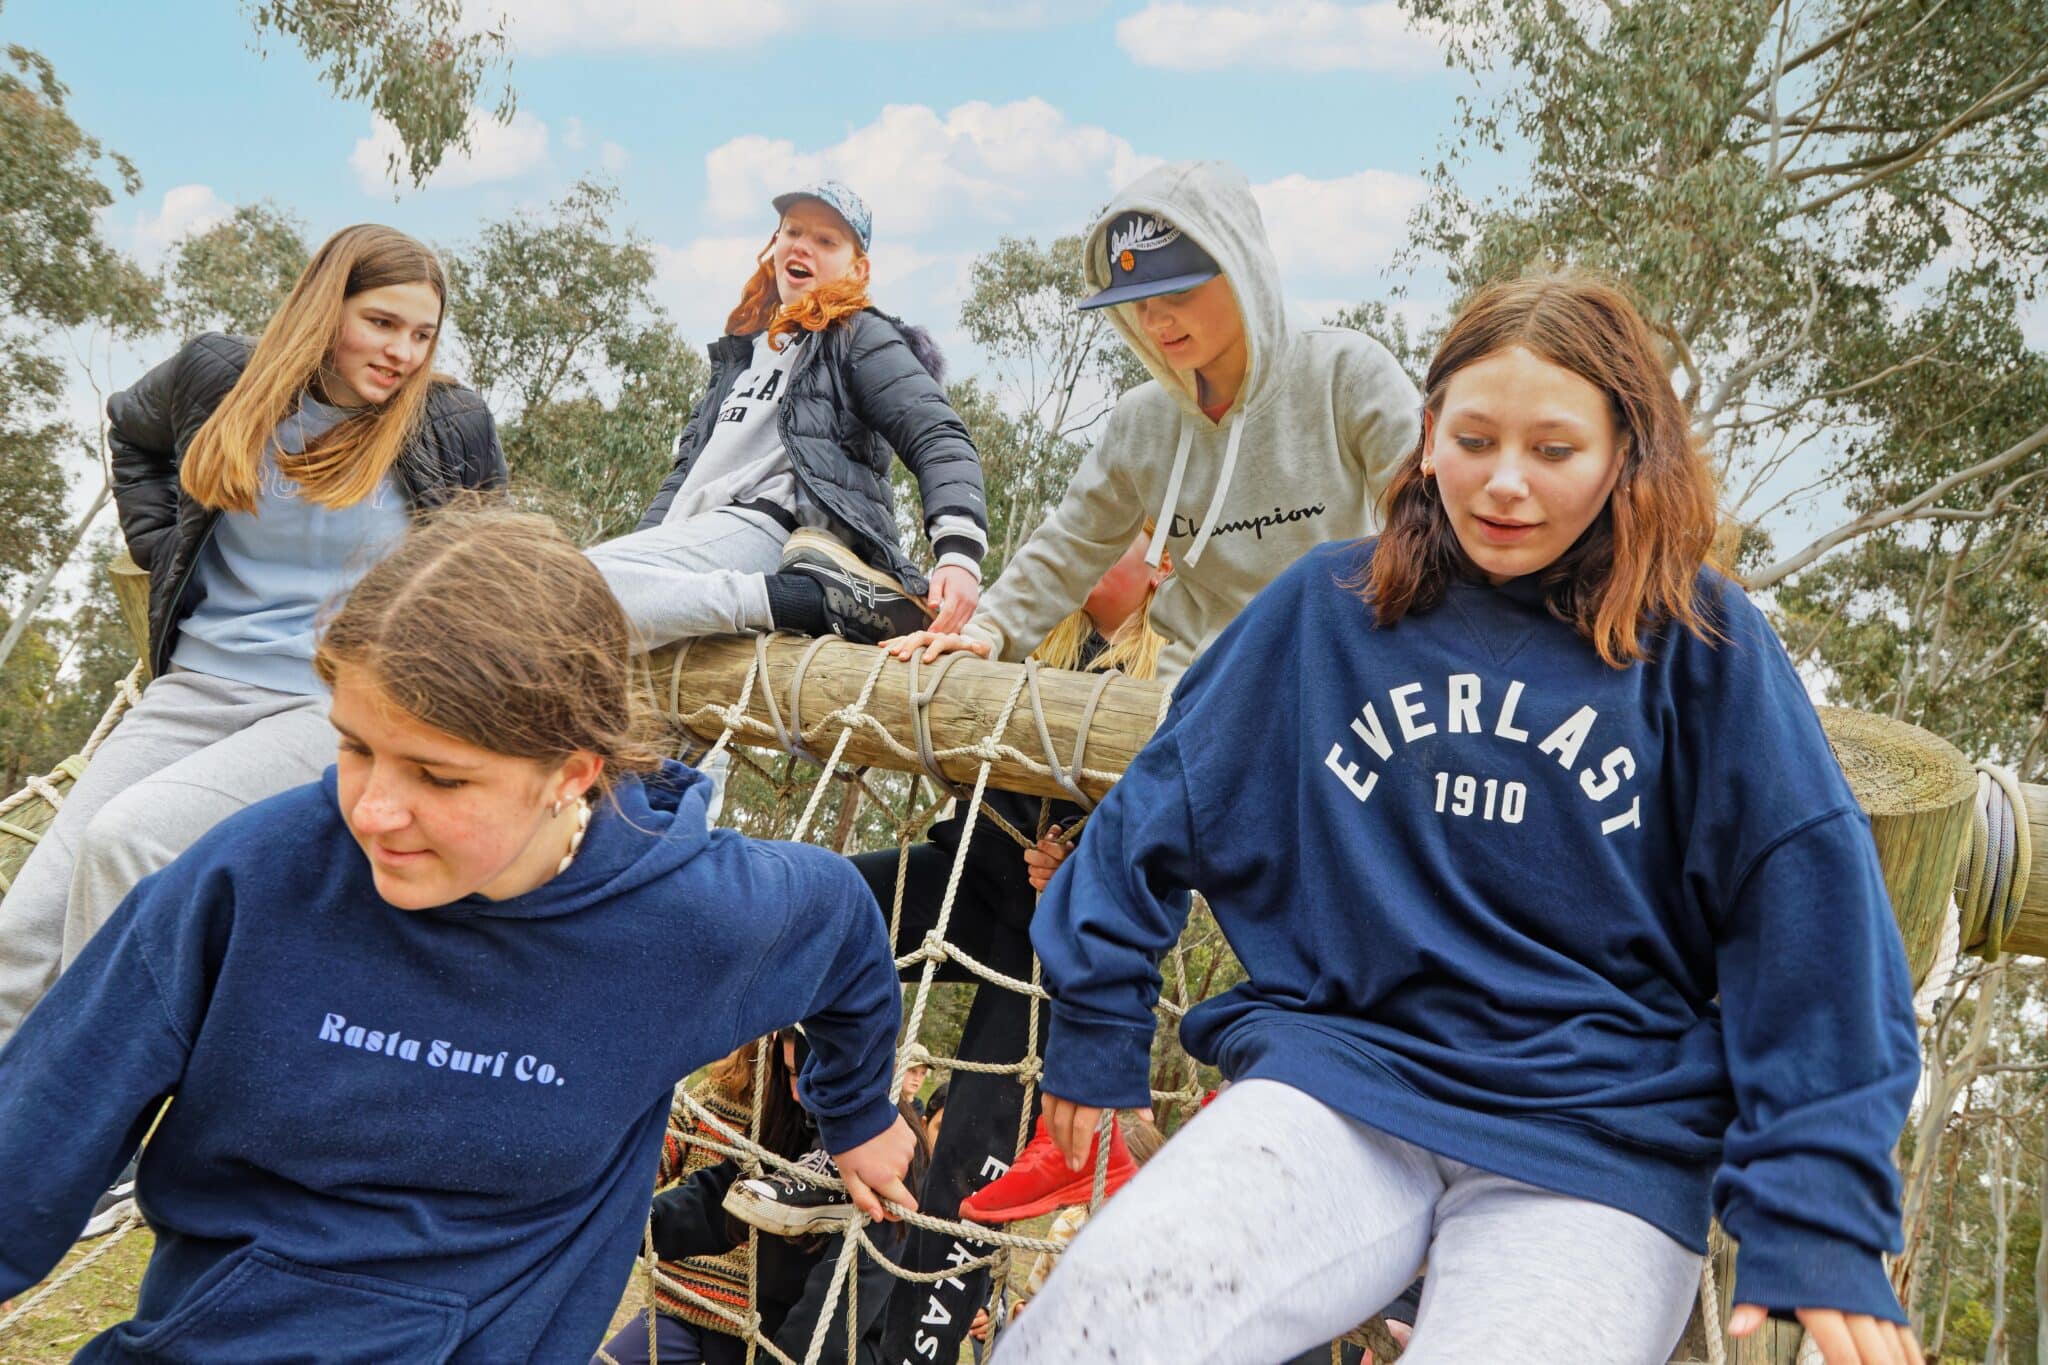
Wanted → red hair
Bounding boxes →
[725,235,873,349]
[1363,272,1723,668]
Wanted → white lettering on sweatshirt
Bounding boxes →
[317,1013,568,1086]
[1321,673,1643,836]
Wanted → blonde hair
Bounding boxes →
[182,224,446,514]
[1029,523,1168,681]
[313,501,664,794]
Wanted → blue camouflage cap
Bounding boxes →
[772,181,873,252]
[1078,210,1221,311]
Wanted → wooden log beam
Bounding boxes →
[1996,781,2048,959]
[110,551,151,682]
[646,634,1167,806]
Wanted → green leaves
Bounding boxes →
[441,180,708,547]
[163,203,310,341]
[242,0,514,188]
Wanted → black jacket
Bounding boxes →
[107,333,507,677]
[639,310,987,595]
[650,1158,908,1365]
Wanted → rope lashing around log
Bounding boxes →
[1959,763,2033,961]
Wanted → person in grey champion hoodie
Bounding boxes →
[887,159,1420,687]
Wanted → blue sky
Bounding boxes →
[10,0,1481,357]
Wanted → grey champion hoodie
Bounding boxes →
[965,160,1421,684]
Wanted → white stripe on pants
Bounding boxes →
[992,1079,1702,1365]
[0,668,334,1043]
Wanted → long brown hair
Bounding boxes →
[182,224,447,513]
[313,501,664,793]
[1364,272,1721,667]
[725,232,873,349]
[1032,523,1168,680]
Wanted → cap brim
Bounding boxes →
[1076,269,1222,311]
[771,192,863,243]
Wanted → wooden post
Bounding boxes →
[1995,782,2048,959]
[109,550,152,680]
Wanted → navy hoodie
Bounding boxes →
[1032,540,1920,1322]
[0,761,900,1362]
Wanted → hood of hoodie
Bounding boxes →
[1087,161,1289,424]
[319,759,716,922]
[1085,161,1291,570]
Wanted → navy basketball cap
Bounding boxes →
[1078,210,1221,311]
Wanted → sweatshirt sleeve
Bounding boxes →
[731,849,902,1155]
[1711,808,1919,1322]
[648,1160,743,1261]
[1330,332,1421,520]
[0,860,219,1298]
[1030,723,1199,1109]
[965,397,1149,661]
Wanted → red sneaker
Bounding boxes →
[958,1114,1136,1224]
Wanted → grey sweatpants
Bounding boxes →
[992,1079,1703,1365]
[0,668,333,1044]
[585,507,788,651]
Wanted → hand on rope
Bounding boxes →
[880,629,992,665]
[1043,1094,1153,1173]
[1727,1304,1919,1365]
[925,565,980,634]
[831,1114,921,1222]
[1023,824,1076,893]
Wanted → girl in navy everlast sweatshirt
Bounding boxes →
[995,276,1920,1365]
[0,505,916,1363]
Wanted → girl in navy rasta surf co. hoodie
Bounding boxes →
[0,506,915,1364]
[997,276,1921,1365]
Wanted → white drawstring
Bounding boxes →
[1184,414,1245,567]
[1146,420,1195,568]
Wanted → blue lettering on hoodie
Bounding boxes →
[1031,540,1920,1324]
[0,761,901,1362]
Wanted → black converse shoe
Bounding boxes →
[722,1148,858,1236]
[778,530,933,645]
[79,1165,139,1240]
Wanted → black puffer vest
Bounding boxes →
[639,309,987,594]
[106,333,507,677]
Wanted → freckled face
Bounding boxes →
[329,667,584,910]
[772,200,865,306]
[325,281,442,408]
[1424,345,1625,584]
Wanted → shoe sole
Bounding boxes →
[722,1186,857,1237]
[78,1196,138,1240]
[959,1163,1136,1225]
[780,531,934,623]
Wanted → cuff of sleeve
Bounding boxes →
[934,549,983,579]
[962,620,1006,657]
[1729,1210,1906,1324]
[1043,1004,1157,1110]
[816,1093,899,1157]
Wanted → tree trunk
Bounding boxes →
[0,479,110,677]
[2035,1106,2048,1365]
[1985,976,2011,1365]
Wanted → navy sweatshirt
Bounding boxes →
[1033,540,1919,1322]
[0,761,900,1362]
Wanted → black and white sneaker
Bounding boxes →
[722,1148,857,1236]
[78,1171,138,1240]
[778,530,933,645]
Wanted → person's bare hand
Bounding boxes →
[831,1115,920,1222]
[1043,1094,1154,1172]
[926,566,980,635]
[968,1307,992,1342]
[881,630,993,665]
[1024,826,1074,893]
[1728,1304,1919,1365]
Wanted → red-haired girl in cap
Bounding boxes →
[588,181,988,651]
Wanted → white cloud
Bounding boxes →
[484,0,1095,53]
[702,100,1155,236]
[1116,1,1444,72]
[1252,169,1428,274]
[128,184,232,265]
[350,108,550,194]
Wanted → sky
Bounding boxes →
[9,0,1481,362]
